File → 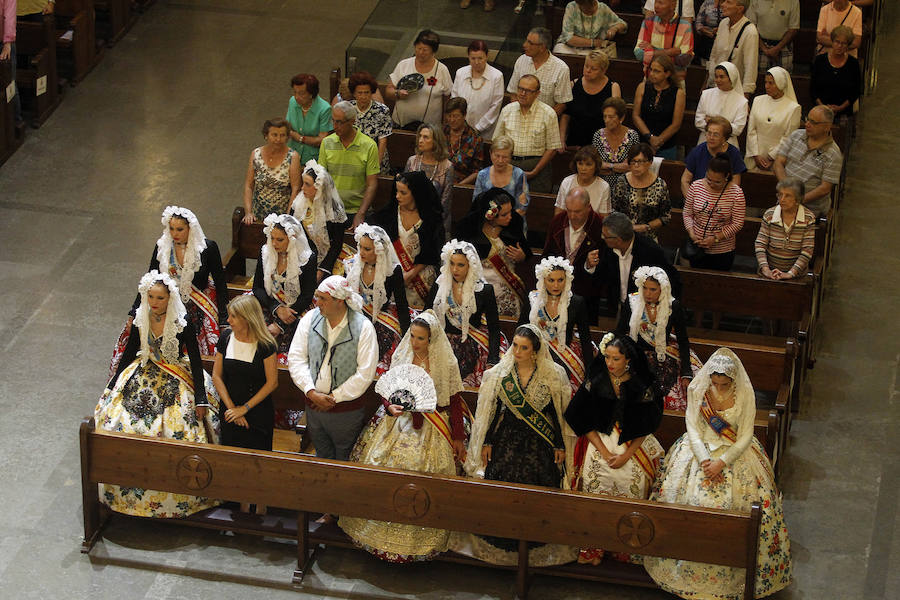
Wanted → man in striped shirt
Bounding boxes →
[635,0,695,73]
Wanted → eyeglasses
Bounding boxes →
[333,118,351,125]
[517,86,538,94]
[601,234,620,240]
[805,118,827,125]
[629,159,650,165]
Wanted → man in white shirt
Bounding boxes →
[585,212,681,317]
[707,0,759,96]
[506,27,573,115]
[747,0,800,72]
[288,276,378,461]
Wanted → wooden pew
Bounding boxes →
[221,207,265,297]
[0,54,23,165]
[80,417,764,600]
[94,0,137,47]
[15,15,62,127]
[54,0,103,85]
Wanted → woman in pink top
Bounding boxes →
[682,153,746,271]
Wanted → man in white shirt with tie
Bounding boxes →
[288,276,378,461]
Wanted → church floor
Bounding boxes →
[0,1,897,598]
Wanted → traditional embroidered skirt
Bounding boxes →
[365,303,406,377]
[481,260,522,319]
[339,408,456,562]
[444,328,509,388]
[643,434,792,599]
[94,358,221,518]
[642,336,704,411]
[576,430,664,565]
[107,281,221,379]
[403,264,436,309]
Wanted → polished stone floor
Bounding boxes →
[0,1,897,598]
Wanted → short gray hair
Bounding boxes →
[491,135,515,154]
[735,0,750,11]
[776,177,806,200]
[603,211,634,240]
[811,104,835,124]
[565,186,591,208]
[529,27,552,50]
[333,100,358,121]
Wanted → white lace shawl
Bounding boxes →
[134,270,188,366]
[391,310,463,408]
[464,323,574,478]
[432,240,485,341]
[261,214,313,305]
[628,266,674,361]
[685,347,756,466]
[156,206,208,303]
[291,159,348,259]
[529,257,574,344]
[344,224,401,322]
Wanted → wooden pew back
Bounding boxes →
[14,15,61,126]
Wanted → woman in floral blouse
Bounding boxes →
[348,71,393,174]
[443,97,485,186]
[611,143,671,242]
[592,97,640,190]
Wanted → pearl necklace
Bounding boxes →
[469,75,486,91]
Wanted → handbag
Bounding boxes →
[680,186,726,263]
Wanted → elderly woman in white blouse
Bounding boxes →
[451,40,505,140]
[745,67,802,171]
[695,61,748,149]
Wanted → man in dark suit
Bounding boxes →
[542,186,604,321]
[585,211,681,317]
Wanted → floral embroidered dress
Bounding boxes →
[358,274,405,375]
[644,355,792,599]
[95,330,221,518]
[482,235,523,318]
[444,123,485,182]
[442,292,507,387]
[632,305,702,411]
[398,215,437,307]
[251,147,296,221]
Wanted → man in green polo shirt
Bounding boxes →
[317,101,380,231]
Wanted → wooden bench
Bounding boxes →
[94,0,137,47]
[0,54,23,165]
[54,0,103,86]
[15,15,62,127]
[80,418,765,599]
[221,207,265,297]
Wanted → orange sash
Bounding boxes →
[487,252,526,301]
[363,302,403,337]
[614,424,658,481]
[166,261,219,325]
[149,354,216,406]
[423,411,453,448]
[700,390,738,443]
[393,238,430,300]
[547,338,585,384]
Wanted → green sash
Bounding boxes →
[500,371,560,449]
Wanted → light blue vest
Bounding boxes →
[307,308,367,392]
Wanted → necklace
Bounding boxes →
[611,371,626,387]
[413,352,428,367]
[153,313,164,323]
[469,76,486,91]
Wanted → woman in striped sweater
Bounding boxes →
[755,177,817,280]
[682,153,746,271]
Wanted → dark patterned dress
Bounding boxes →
[251,147,296,221]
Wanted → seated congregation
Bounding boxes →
[84,0,876,592]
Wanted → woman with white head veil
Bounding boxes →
[520,256,595,396]
[251,213,318,364]
[644,348,792,599]
[291,159,352,279]
[343,224,411,374]
[424,239,506,387]
[564,332,664,565]
[451,324,577,567]
[95,270,221,518]
[109,206,228,378]
[339,310,467,563]
[744,67,802,172]
[695,62,749,148]
[615,266,702,411]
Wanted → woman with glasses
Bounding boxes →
[683,153,746,271]
[611,143,671,242]
[811,26,862,118]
